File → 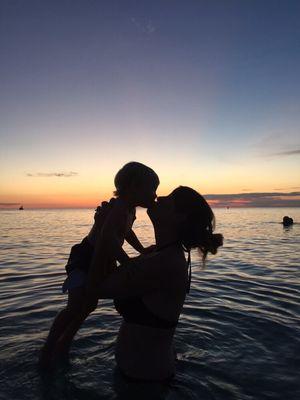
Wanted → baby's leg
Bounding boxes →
[52,294,98,359]
[54,262,117,357]
[39,287,87,367]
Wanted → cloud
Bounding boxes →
[271,149,300,157]
[26,172,78,177]
[205,192,300,207]
[254,129,300,158]
[206,192,300,199]
[0,202,20,206]
[131,17,156,35]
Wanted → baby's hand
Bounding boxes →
[141,245,157,254]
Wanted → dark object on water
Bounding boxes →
[282,216,293,226]
[19,205,24,210]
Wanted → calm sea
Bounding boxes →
[0,208,299,400]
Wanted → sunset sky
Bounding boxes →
[1,1,299,208]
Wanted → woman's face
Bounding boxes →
[147,194,182,239]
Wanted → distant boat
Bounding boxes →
[19,205,24,210]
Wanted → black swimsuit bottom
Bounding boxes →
[114,297,178,329]
[65,236,93,274]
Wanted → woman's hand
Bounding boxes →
[94,198,116,230]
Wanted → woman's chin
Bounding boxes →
[147,204,157,219]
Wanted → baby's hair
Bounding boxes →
[114,162,159,197]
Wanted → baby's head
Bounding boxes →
[114,162,159,208]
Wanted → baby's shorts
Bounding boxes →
[62,268,87,294]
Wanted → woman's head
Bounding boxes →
[149,186,223,262]
[171,186,223,259]
[282,216,293,226]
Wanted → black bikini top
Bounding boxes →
[114,297,178,329]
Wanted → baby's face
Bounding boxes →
[135,181,158,208]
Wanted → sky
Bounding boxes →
[1,0,300,208]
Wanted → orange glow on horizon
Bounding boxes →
[1,168,300,209]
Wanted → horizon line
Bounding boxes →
[1,191,300,209]
[1,205,300,210]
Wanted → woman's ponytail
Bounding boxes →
[207,233,224,255]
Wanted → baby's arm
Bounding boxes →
[125,229,145,253]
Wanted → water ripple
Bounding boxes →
[1,208,300,399]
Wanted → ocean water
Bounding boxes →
[0,207,299,400]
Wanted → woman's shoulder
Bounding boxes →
[156,247,188,292]
[132,247,184,270]
[145,246,187,280]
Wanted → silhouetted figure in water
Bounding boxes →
[282,216,294,227]
[19,205,24,210]
[39,162,159,368]
[40,184,223,381]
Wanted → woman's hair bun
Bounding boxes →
[208,233,223,255]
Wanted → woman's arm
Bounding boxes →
[96,251,186,299]
[87,199,115,241]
